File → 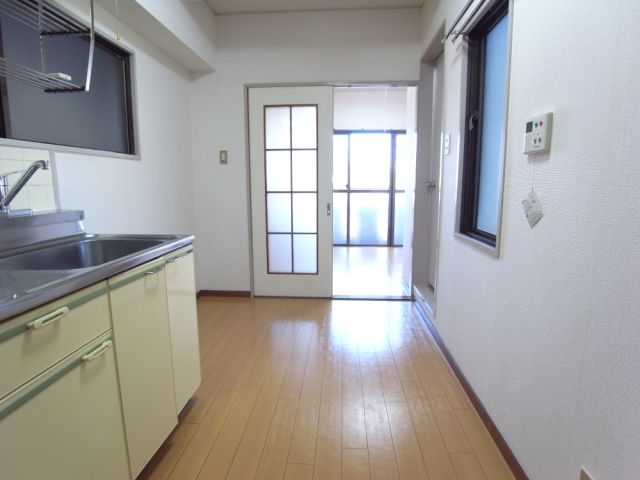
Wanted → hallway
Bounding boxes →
[139,297,514,480]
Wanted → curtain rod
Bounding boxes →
[443,0,488,42]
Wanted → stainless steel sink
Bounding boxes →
[0,237,168,271]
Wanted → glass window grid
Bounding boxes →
[264,104,319,275]
[332,130,406,247]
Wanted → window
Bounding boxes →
[0,9,136,155]
[332,130,406,247]
[459,0,509,248]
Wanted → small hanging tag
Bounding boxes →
[522,189,543,228]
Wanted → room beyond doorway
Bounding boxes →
[332,85,416,299]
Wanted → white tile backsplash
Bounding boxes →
[0,146,56,212]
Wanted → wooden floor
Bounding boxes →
[333,247,411,297]
[138,297,515,480]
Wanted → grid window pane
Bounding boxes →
[292,193,317,233]
[395,134,407,190]
[333,192,347,244]
[350,133,391,189]
[268,234,292,273]
[333,134,349,190]
[292,150,317,192]
[265,106,291,149]
[267,193,291,232]
[349,193,389,245]
[266,150,291,191]
[293,234,317,273]
[291,106,317,149]
[393,193,405,246]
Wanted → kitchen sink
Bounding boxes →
[0,237,167,271]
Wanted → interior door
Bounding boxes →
[248,86,333,297]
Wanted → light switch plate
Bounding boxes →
[219,150,228,165]
[580,467,595,480]
[523,112,552,154]
[443,133,450,155]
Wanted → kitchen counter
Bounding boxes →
[0,211,194,323]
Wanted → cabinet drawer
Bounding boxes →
[0,332,130,480]
[0,282,111,398]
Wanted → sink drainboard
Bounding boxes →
[0,270,77,295]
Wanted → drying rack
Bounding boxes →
[0,0,95,92]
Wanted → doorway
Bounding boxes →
[412,51,445,315]
[332,86,417,298]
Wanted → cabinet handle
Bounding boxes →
[145,265,165,275]
[82,340,113,363]
[166,249,192,263]
[27,307,69,331]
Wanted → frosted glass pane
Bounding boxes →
[333,192,347,244]
[333,134,349,190]
[393,193,405,246]
[395,134,407,190]
[292,193,317,233]
[476,14,508,235]
[266,151,291,192]
[268,234,292,273]
[350,133,391,189]
[265,106,290,149]
[291,106,317,149]
[292,151,317,192]
[293,234,317,274]
[349,193,389,245]
[267,193,291,232]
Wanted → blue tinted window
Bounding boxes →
[476,14,508,235]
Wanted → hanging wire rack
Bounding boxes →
[0,0,95,92]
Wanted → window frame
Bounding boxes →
[0,10,140,160]
[457,0,511,253]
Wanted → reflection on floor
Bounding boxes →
[138,297,515,480]
[333,246,410,298]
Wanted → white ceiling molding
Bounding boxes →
[206,0,425,15]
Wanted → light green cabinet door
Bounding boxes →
[165,248,201,413]
[109,260,177,478]
[0,332,130,480]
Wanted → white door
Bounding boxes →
[248,86,333,297]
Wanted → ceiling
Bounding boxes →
[201,0,425,15]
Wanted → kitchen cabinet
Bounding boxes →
[0,286,130,480]
[165,247,201,413]
[109,259,177,478]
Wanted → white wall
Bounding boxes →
[49,0,196,236]
[421,1,640,479]
[334,87,408,130]
[191,9,422,291]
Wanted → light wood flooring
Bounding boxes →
[138,297,515,480]
[333,247,411,298]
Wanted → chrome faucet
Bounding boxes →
[0,160,50,215]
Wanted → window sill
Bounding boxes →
[454,232,500,258]
[0,138,140,162]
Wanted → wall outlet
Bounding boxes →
[580,467,595,480]
[219,150,228,165]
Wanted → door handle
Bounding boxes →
[326,202,331,216]
[426,181,437,190]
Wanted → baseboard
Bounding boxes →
[196,290,251,298]
[414,303,529,480]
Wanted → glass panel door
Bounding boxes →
[248,86,333,297]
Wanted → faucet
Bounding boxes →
[0,160,50,214]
